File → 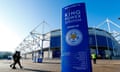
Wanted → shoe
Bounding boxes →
[20,66,23,69]
[10,65,12,68]
[12,67,16,69]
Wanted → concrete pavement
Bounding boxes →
[0,59,60,72]
[0,59,120,72]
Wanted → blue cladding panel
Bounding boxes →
[89,35,113,48]
[50,36,61,48]
[52,50,61,58]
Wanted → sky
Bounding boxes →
[0,0,120,52]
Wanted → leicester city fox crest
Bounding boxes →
[66,29,82,46]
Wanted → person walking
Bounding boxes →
[91,53,97,64]
[10,51,23,69]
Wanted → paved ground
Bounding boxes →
[92,60,120,72]
[0,59,60,72]
[0,59,120,72]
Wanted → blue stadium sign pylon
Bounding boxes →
[62,3,92,72]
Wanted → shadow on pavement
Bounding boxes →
[23,68,51,72]
[42,62,60,64]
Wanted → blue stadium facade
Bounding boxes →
[49,28,120,59]
[88,27,119,59]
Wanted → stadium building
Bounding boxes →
[18,19,120,60]
[89,27,120,59]
[20,28,120,60]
